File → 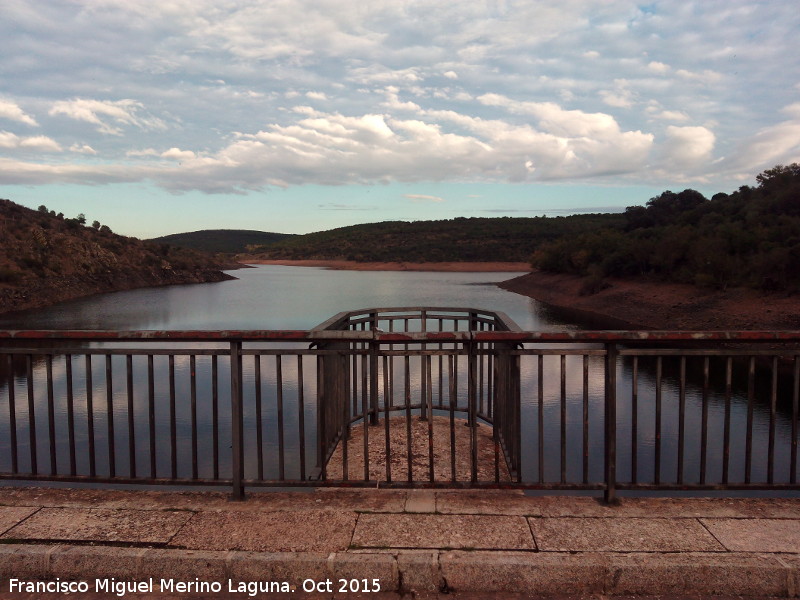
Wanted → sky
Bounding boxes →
[1,1,799,238]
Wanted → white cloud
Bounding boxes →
[161,147,197,161]
[49,99,165,135]
[0,99,38,126]
[69,143,97,154]
[126,148,160,157]
[660,125,716,168]
[305,91,328,101]
[647,61,670,74]
[0,131,61,152]
[404,193,444,203]
[443,71,458,79]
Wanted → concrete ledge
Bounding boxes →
[0,544,799,596]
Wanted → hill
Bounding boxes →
[531,164,800,293]
[149,229,294,254]
[0,200,235,315]
[245,214,624,263]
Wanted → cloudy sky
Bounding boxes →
[1,1,798,237]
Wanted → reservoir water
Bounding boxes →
[0,265,797,492]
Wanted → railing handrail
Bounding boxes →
[2,329,800,343]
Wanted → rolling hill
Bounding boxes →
[149,229,295,254]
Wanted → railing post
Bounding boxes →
[604,342,618,504]
[230,340,245,500]
[369,337,379,425]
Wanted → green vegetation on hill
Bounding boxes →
[149,229,294,254]
[0,200,233,314]
[248,214,624,263]
[532,164,800,293]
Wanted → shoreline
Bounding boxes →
[499,270,800,331]
[243,259,531,272]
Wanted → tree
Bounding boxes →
[92,220,101,229]
[75,213,86,225]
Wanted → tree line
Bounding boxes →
[532,164,800,293]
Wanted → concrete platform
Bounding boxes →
[0,487,799,598]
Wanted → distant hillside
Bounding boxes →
[150,229,294,254]
[245,214,624,263]
[0,200,235,315]
[532,164,800,293]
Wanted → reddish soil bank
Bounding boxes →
[244,259,531,272]
[499,270,800,331]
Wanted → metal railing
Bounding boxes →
[1,317,799,500]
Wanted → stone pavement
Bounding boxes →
[0,486,799,598]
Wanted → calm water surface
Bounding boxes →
[0,265,796,491]
[0,265,563,331]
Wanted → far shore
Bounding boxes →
[500,270,800,331]
[243,259,531,272]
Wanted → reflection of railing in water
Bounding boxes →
[0,313,799,502]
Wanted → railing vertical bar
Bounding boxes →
[479,341,484,417]
[190,354,197,481]
[168,354,176,480]
[361,352,369,481]
[631,355,638,484]
[438,353,443,409]
[745,356,755,484]
[488,349,494,420]
[405,354,412,482]
[449,353,456,482]
[126,354,136,479]
[277,354,285,481]
[105,354,115,478]
[560,353,566,484]
[211,355,219,481]
[7,354,18,474]
[369,323,379,424]
[26,355,37,474]
[604,343,617,503]
[722,357,732,485]
[230,341,244,500]
[298,355,306,481]
[655,356,662,486]
[792,356,799,485]
[700,356,709,485]
[85,354,95,478]
[65,355,76,477]
[427,354,434,483]
[582,353,589,485]
[341,353,350,481]
[537,354,544,485]
[317,355,326,480]
[677,356,686,485]
[352,350,358,420]
[46,355,56,476]
[768,356,778,484]
[255,355,263,481]
[383,354,392,483]
[148,355,156,479]
[469,342,478,484]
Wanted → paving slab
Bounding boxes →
[604,552,789,596]
[1,508,192,544]
[529,517,725,552]
[404,490,436,513]
[168,509,357,552]
[0,487,407,513]
[436,490,540,516]
[353,513,534,550]
[0,506,37,535]
[439,551,609,595]
[701,517,800,552]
